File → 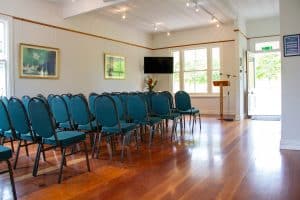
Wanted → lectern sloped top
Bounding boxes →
[213,80,230,87]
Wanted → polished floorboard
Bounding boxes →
[0,117,299,200]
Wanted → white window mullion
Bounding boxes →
[207,47,213,94]
[180,50,184,91]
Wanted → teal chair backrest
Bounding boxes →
[127,95,147,122]
[175,91,192,111]
[22,95,30,114]
[47,94,55,105]
[151,93,170,116]
[111,95,125,121]
[0,100,13,133]
[61,94,72,112]
[0,96,8,107]
[70,94,91,125]
[88,93,98,116]
[7,97,32,136]
[29,97,56,139]
[50,95,71,124]
[94,95,119,128]
[161,91,174,109]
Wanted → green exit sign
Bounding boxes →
[262,46,273,51]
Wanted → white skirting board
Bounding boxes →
[280,139,300,150]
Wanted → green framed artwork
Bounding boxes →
[19,43,59,79]
[104,54,125,80]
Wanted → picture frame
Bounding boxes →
[104,53,126,80]
[283,34,300,57]
[19,43,59,79]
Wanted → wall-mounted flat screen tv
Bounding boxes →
[144,57,173,74]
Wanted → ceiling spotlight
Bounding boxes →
[167,32,171,36]
[211,17,217,23]
[122,14,126,20]
[186,2,190,7]
[216,23,220,28]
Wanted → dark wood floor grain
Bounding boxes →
[0,117,298,200]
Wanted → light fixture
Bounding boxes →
[122,13,126,20]
[186,0,223,27]
[186,0,203,12]
[167,32,171,36]
[211,16,217,23]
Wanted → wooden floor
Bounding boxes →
[0,117,299,200]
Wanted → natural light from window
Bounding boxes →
[184,49,207,93]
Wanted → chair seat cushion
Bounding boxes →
[20,132,35,141]
[59,122,73,130]
[43,131,86,147]
[102,123,136,134]
[3,130,16,139]
[159,112,181,120]
[78,120,97,131]
[178,108,199,115]
[0,145,12,161]
[135,117,162,126]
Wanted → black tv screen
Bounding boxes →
[144,57,173,74]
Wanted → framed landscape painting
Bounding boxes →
[19,43,59,79]
[104,54,125,80]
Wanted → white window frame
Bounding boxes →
[0,15,13,97]
[172,44,223,96]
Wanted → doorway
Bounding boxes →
[247,51,281,117]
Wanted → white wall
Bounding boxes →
[246,16,280,38]
[0,0,152,97]
[280,0,300,150]
[152,24,238,116]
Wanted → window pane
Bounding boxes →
[173,72,180,93]
[255,41,280,51]
[212,47,220,69]
[212,70,220,93]
[0,22,4,59]
[0,61,6,96]
[184,49,207,71]
[184,71,207,93]
[173,51,180,72]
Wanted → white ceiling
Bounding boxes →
[47,0,279,33]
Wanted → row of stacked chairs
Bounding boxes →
[0,91,201,200]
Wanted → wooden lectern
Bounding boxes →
[213,80,230,120]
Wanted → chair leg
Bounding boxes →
[135,129,139,151]
[7,160,17,200]
[10,138,14,152]
[33,143,42,177]
[58,148,66,184]
[192,114,195,134]
[60,147,67,167]
[13,140,22,169]
[121,135,126,162]
[96,133,102,159]
[199,113,202,131]
[91,133,98,158]
[24,140,29,157]
[41,143,46,162]
[149,126,154,148]
[83,141,91,172]
[106,137,113,161]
